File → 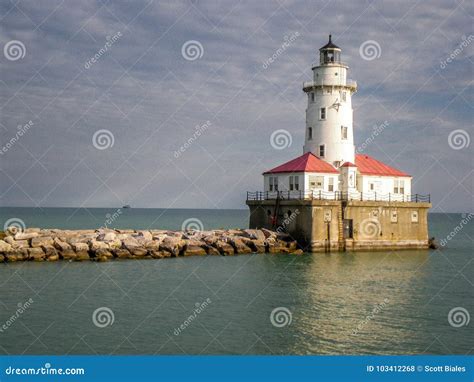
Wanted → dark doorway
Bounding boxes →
[343,219,353,239]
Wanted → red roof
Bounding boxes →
[263,152,338,174]
[341,161,357,167]
[355,154,410,177]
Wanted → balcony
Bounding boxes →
[303,79,357,91]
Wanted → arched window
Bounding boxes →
[308,127,312,140]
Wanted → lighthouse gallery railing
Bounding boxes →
[246,191,430,203]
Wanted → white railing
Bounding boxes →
[303,79,357,89]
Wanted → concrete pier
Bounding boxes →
[247,198,431,252]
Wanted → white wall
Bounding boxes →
[358,175,412,201]
[263,172,339,199]
[303,63,356,166]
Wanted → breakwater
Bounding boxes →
[0,227,302,262]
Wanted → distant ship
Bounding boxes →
[122,205,131,209]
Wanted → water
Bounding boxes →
[0,209,472,355]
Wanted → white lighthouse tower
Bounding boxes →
[303,35,357,168]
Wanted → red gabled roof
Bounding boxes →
[263,152,339,174]
[355,154,410,177]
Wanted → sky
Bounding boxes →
[0,0,472,212]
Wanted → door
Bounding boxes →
[343,219,353,239]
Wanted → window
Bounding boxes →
[308,127,312,140]
[311,93,315,102]
[320,107,326,120]
[369,183,374,191]
[328,177,334,192]
[341,92,346,102]
[319,144,325,157]
[334,161,341,168]
[316,176,324,188]
[411,211,419,223]
[394,179,405,194]
[269,176,278,192]
[341,126,348,139]
[289,176,299,191]
[309,176,324,190]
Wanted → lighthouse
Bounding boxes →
[246,35,432,252]
[303,35,357,167]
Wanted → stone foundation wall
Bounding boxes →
[0,227,302,263]
[247,199,431,252]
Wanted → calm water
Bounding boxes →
[0,208,472,355]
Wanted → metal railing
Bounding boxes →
[303,79,357,90]
[246,190,430,203]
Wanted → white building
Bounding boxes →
[263,35,413,202]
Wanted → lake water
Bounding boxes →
[0,208,472,355]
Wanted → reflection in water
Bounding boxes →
[288,251,431,354]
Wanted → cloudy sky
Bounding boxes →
[0,0,472,212]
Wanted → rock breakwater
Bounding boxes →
[0,227,303,263]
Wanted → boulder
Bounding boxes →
[113,248,132,259]
[53,238,71,251]
[59,249,77,261]
[215,240,235,256]
[0,240,13,253]
[95,248,114,261]
[75,252,91,261]
[71,242,89,252]
[145,240,160,251]
[160,237,186,256]
[261,228,276,239]
[14,232,39,240]
[107,239,122,249]
[227,237,253,254]
[291,249,304,255]
[28,247,45,261]
[15,240,30,249]
[129,248,148,257]
[31,236,54,248]
[4,236,16,245]
[89,240,109,252]
[204,245,221,256]
[241,238,265,253]
[244,229,266,241]
[97,232,117,242]
[42,246,58,259]
[133,231,153,241]
[122,237,140,250]
[183,245,207,256]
